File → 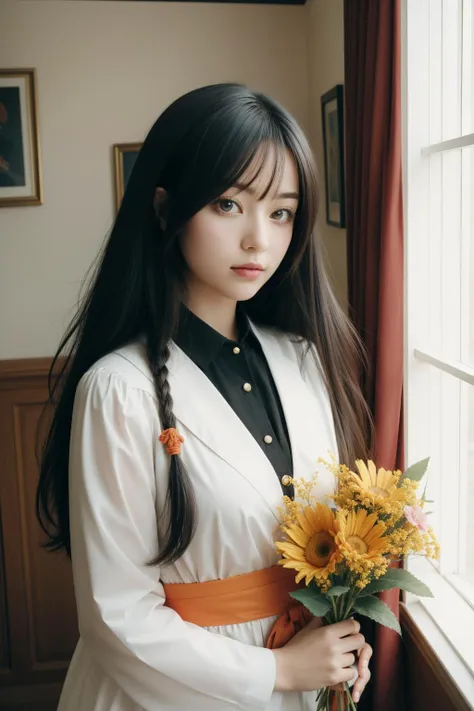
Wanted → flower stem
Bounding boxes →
[316,687,330,711]
[344,683,358,711]
[343,591,355,619]
[337,690,344,711]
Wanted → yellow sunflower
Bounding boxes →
[335,509,389,584]
[276,504,340,587]
[350,460,406,508]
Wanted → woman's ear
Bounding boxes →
[154,187,169,230]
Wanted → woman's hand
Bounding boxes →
[272,617,366,693]
[352,642,372,703]
[329,640,372,702]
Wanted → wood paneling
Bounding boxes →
[0,503,11,675]
[0,358,77,710]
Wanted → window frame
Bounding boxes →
[403,0,474,701]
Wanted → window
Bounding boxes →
[403,0,474,698]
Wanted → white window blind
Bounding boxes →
[404,0,474,696]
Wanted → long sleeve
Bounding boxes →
[69,367,276,711]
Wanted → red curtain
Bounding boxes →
[343,1,405,710]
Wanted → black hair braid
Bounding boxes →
[147,340,197,566]
[154,343,176,431]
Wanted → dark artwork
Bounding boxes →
[321,84,346,228]
[122,150,139,192]
[327,107,341,205]
[0,87,26,188]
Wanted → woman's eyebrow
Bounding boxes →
[233,182,299,200]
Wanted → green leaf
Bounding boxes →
[353,595,401,635]
[421,481,428,501]
[290,589,332,616]
[421,481,434,505]
[359,568,433,598]
[307,581,330,599]
[401,457,430,484]
[326,586,350,597]
[358,580,398,596]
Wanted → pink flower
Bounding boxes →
[404,505,430,532]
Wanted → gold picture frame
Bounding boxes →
[0,68,43,207]
[113,142,142,213]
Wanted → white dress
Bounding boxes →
[58,323,338,711]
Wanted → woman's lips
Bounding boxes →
[231,265,264,280]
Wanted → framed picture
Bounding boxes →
[321,85,346,228]
[113,142,142,212]
[0,68,43,207]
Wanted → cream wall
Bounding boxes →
[0,0,346,360]
[0,0,309,359]
[306,0,347,308]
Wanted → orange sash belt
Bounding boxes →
[163,565,313,649]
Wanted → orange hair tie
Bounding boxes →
[159,428,184,456]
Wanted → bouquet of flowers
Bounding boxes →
[275,455,439,711]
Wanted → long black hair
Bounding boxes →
[36,83,373,566]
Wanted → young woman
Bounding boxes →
[36,83,374,711]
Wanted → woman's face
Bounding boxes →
[178,147,299,308]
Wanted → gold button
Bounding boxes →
[264,435,273,444]
[243,382,252,392]
[233,346,240,355]
[281,475,292,487]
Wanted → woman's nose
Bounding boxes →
[241,215,269,252]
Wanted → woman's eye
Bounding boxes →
[217,198,238,213]
[272,209,295,223]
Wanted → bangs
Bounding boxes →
[160,87,317,242]
[225,136,288,201]
[170,107,293,210]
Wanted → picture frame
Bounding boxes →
[113,142,142,212]
[0,68,43,207]
[321,85,346,228]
